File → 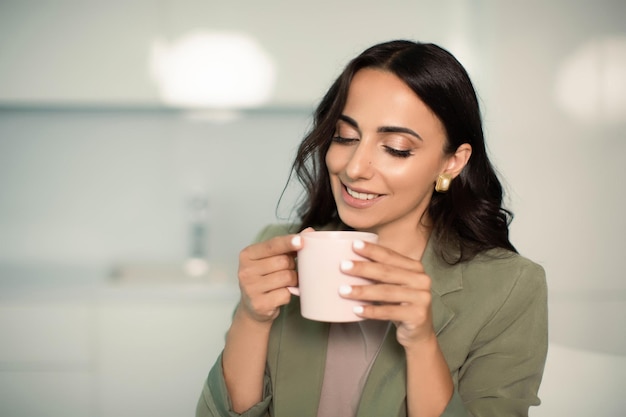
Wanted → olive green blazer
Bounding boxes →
[197,224,548,417]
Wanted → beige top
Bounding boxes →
[317,320,391,417]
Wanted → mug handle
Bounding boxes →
[287,286,300,296]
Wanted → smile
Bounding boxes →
[346,186,380,201]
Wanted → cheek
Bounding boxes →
[387,160,439,191]
[325,145,344,174]
[324,148,332,168]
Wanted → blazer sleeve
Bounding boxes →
[195,224,295,417]
[456,261,548,416]
[195,353,273,417]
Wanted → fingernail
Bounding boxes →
[353,240,365,250]
[291,235,302,247]
[338,285,352,295]
[353,305,364,314]
[340,260,354,271]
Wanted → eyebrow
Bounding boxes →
[338,114,422,141]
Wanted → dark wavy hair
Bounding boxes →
[290,40,516,264]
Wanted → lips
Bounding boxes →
[345,186,380,201]
[339,184,383,209]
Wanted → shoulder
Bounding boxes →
[463,249,547,296]
[435,250,548,368]
[427,243,546,300]
[453,250,548,336]
[434,249,547,334]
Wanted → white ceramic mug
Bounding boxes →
[289,230,378,322]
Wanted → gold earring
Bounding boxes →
[435,173,452,192]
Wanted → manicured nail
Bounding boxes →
[338,285,352,295]
[353,240,365,250]
[340,260,354,271]
[353,305,364,314]
[291,235,302,247]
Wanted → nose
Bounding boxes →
[344,141,374,180]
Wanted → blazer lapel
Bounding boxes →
[357,327,407,416]
[421,239,463,335]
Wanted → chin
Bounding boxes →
[337,213,379,233]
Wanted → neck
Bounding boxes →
[371,220,432,261]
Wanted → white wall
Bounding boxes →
[0,109,309,275]
[0,1,625,416]
[0,0,475,106]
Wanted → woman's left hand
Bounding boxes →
[338,239,436,350]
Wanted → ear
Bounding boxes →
[443,143,472,178]
[442,143,472,178]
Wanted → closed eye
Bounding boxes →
[383,146,412,158]
[332,136,359,145]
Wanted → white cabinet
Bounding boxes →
[0,277,238,417]
[0,302,94,364]
[0,371,93,417]
[0,301,95,417]
[95,285,237,417]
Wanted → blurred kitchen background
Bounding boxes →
[0,0,624,416]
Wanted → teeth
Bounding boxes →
[346,187,379,200]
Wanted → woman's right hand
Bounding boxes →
[236,232,304,323]
[224,230,310,413]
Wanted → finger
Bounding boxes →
[239,253,296,281]
[251,285,294,308]
[351,240,424,273]
[242,234,303,262]
[339,282,430,305]
[242,269,298,295]
[353,302,430,324]
[340,259,431,288]
[242,286,293,320]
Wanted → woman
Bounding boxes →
[196,40,547,417]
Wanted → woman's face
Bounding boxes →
[325,68,453,235]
